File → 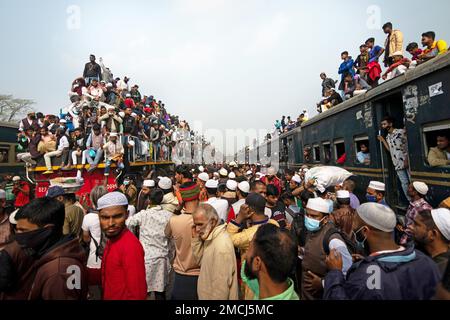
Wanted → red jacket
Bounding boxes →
[102,229,147,300]
[13,182,30,208]
[367,61,382,82]
[261,176,282,194]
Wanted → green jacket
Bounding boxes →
[241,260,299,300]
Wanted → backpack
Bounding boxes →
[322,227,357,256]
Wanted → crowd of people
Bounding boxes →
[15,54,195,177]
[273,23,448,132]
[1,162,450,300]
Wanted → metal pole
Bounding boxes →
[378,130,386,185]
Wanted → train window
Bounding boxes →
[304,144,312,163]
[354,136,370,166]
[422,121,450,166]
[313,144,321,162]
[0,145,10,164]
[323,142,331,164]
[334,139,346,164]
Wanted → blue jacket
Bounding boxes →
[324,245,441,300]
[338,58,355,80]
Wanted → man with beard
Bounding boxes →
[97,192,147,300]
[12,197,88,299]
[136,180,155,212]
[324,203,441,300]
[191,203,239,300]
[241,223,299,300]
[411,209,450,276]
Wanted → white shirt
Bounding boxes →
[57,135,69,151]
[117,80,129,91]
[128,205,136,217]
[206,197,229,222]
[232,199,245,216]
[81,213,102,269]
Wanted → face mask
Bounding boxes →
[305,216,324,232]
[366,194,377,203]
[353,226,367,250]
[15,226,54,256]
[123,180,130,186]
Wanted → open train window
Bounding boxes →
[0,145,10,164]
[323,142,331,164]
[334,139,346,165]
[422,121,450,167]
[313,144,321,162]
[354,136,370,165]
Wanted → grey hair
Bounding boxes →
[196,203,219,222]
[90,185,108,210]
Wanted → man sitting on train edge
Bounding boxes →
[428,134,450,167]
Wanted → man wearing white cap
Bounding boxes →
[197,172,209,202]
[366,181,388,206]
[401,181,433,244]
[222,179,238,206]
[136,180,155,212]
[0,189,12,250]
[324,203,441,300]
[218,168,228,185]
[159,177,180,214]
[227,181,250,222]
[411,208,450,275]
[97,192,147,300]
[205,180,229,223]
[98,104,123,133]
[330,190,356,238]
[302,197,352,300]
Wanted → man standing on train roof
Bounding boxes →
[366,181,388,206]
[377,116,410,203]
[83,54,102,86]
[427,134,450,167]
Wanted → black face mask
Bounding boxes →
[244,255,257,280]
[15,226,55,257]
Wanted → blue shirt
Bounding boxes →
[369,45,383,63]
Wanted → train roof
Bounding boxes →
[0,121,19,129]
[301,52,450,129]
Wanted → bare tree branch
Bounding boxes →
[0,95,35,123]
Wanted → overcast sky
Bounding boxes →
[1,0,449,155]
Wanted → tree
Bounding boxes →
[0,94,36,123]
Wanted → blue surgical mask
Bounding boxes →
[366,194,377,203]
[123,180,130,186]
[304,216,324,232]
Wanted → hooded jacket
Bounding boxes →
[324,245,441,300]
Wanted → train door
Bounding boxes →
[375,92,408,209]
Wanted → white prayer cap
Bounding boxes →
[226,180,238,191]
[356,203,396,232]
[109,132,118,137]
[12,176,21,182]
[229,161,238,167]
[291,175,301,184]
[368,181,385,192]
[107,105,116,110]
[158,177,172,190]
[9,209,19,225]
[205,179,219,189]
[238,181,250,193]
[306,198,330,214]
[228,172,236,179]
[431,208,450,241]
[413,181,428,196]
[213,172,219,178]
[107,83,113,87]
[219,168,228,177]
[267,167,277,176]
[143,180,155,188]
[59,119,67,123]
[198,172,209,182]
[97,192,128,210]
[198,165,205,172]
[131,112,137,117]
[246,170,253,176]
[256,172,263,177]
[336,190,350,199]
[118,112,125,118]
[126,93,131,98]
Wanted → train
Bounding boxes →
[243,52,450,208]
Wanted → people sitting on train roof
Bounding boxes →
[366,181,388,206]
[365,37,384,88]
[337,51,355,93]
[343,73,371,100]
[428,134,450,167]
[382,51,411,81]
[356,143,371,165]
[406,42,423,62]
[320,72,337,97]
[354,44,370,82]
[416,31,448,65]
